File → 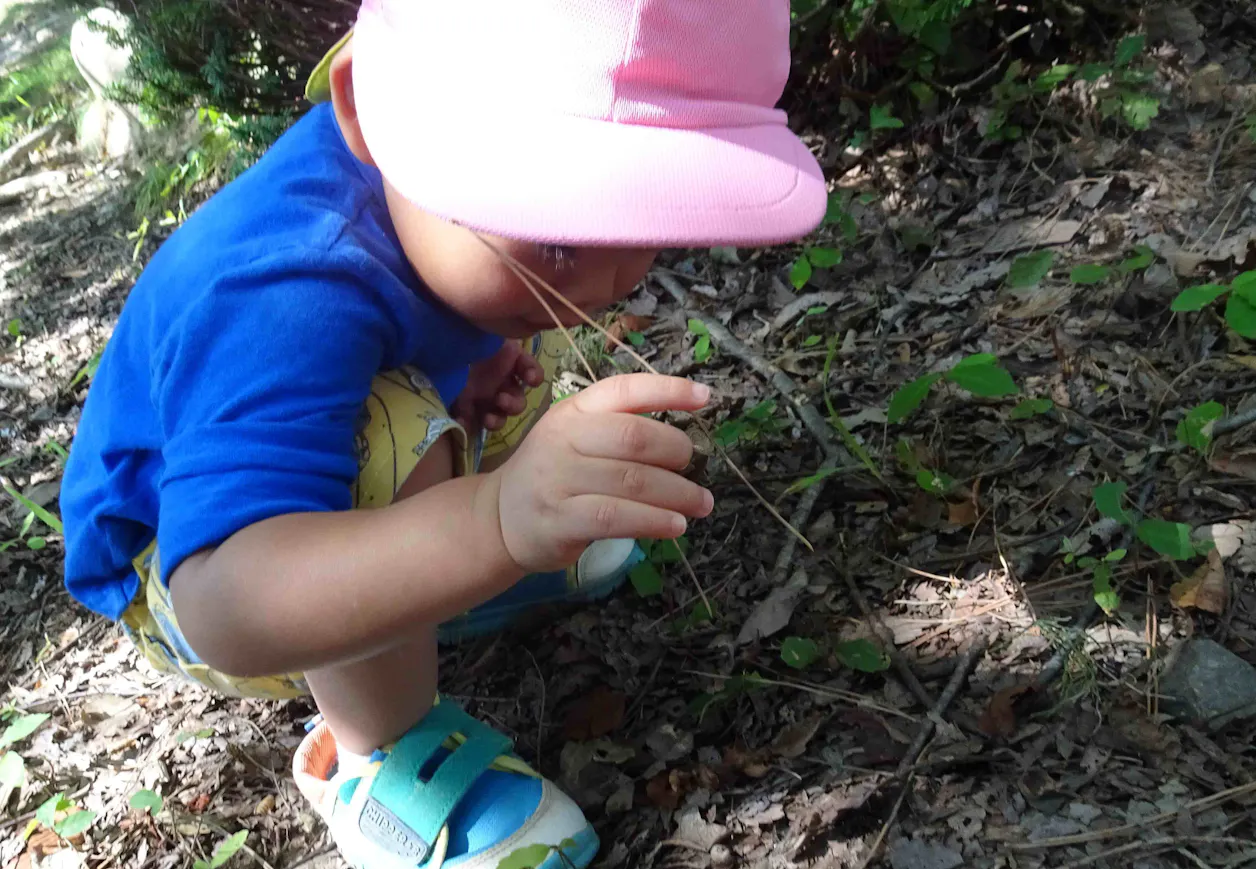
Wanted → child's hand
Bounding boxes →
[491,373,715,572]
[452,341,545,433]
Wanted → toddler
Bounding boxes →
[60,1,825,866]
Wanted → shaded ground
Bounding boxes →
[4,5,1256,869]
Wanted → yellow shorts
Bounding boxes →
[119,332,565,700]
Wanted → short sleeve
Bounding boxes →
[152,251,403,582]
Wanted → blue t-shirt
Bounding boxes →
[60,103,503,621]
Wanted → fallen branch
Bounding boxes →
[1214,405,1256,438]
[769,457,836,584]
[770,291,848,332]
[654,272,848,466]
[894,638,987,779]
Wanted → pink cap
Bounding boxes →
[351,0,827,247]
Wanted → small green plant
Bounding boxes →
[713,400,789,448]
[0,709,50,789]
[69,347,105,390]
[896,438,954,496]
[1170,271,1256,338]
[1,486,62,552]
[628,537,690,598]
[193,830,248,869]
[686,318,713,363]
[27,793,97,841]
[174,727,216,745]
[887,353,1019,424]
[1176,401,1226,456]
[1069,264,1113,285]
[130,789,164,815]
[780,636,890,672]
[1006,250,1056,288]
[1060,540,1126,615]
[1010,397,1054,420]
[689,671,769,722]
[788,191,859,289]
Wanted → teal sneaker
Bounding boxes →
[294,700,598,869]
[436,538,644,644]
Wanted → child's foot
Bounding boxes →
[436,538,644,644]
[294,701,598,869]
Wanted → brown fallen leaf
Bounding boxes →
[603,314,653,351]
[185,793,211,814]
[645,765,721,809]
[254,794,276,815]
[563,687,626,740]
[1210,451,1256,483]
[1170,549,1227,615]
[979,685,1032,738]
[723,741,772,778]
[947,500,978,527]
[771,714,824,759]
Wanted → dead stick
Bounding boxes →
[894,637,986,780]
[653,273,849,465]
[769,457,835,584]
[1213,405,1256,437]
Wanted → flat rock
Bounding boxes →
[1161,639,1256,729]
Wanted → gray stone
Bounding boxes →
[1161,639,1256,729]
[69,8,144,159]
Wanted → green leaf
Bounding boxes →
[945,356,1018,397]
[26,536,46,551]
[838,212,859,244]
[1079,62,1111,82]
[1121,92,1160,130]
[652,537,690,565]
[1225,292,1256,338]
[2,487,62,534]
[917,20,951,54]
[130,789,163,815]
[823,192,846,225]
[1137,519,1195,560]
[1171,283,1229,312]
[686,318,709,337]
[1006,251,1055,288]
[0,713,49,748]
[1176,401,1226,455]
[807,247,843,268]
[54,810,97,839]
[781,466,848,498]
[1106,548,1128,562]
[35,795,70,829]
[0,751,24,787]
[498,844,559,869]
[1232,270,1256,301]
[1118,245,1155,273]
[802,335,822,348]
[6,318,21,338]
[1093,481,1133,525]
[626,330,645,347]
[1010,398,1054,420]
[745,400,777,422]
[712,419,749,448]
[887,372,942,424]
[789,255,813,289]
[780,637,820,669]
[1070,264,1112,285]
[805,305,830,317]
[834,638,891,673]
[210,830,249,868]
[629,561,663,597]
[194,863,211,869]
[870,103,904,130]
[910,81,936,105]
[1034,64,1076,91]
[1092,564,1120,615]
[1114,34,1146,66]
[915,468,953,496]
[693,334,712,363]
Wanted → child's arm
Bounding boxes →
[169,374,712,678]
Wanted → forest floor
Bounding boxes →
[3,3,1256,869]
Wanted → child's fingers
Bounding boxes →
[482,412,505,431]
[513,352,544,388]
[573,459,713,518]
[566,414,694,470]
[564,495,688,542]
[572,373,709,416]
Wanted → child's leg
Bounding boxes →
[303,429,457,753]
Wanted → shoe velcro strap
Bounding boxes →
[358,701,513,863]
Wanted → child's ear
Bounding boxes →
[329,41,376,167]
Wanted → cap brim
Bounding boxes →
[305,28,353,104]
[352,21,826,247]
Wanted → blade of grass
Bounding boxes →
[822,339,883,482]
[3,487,62,535]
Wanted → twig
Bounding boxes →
[1208,109,1243,188]
[1009,781,1256,851]
[1214,406,1256,438]
[182,813,278,869]
[1054,837,1256,869]
[654,273,848,467]
[894,638,986,779]
[769,457,835,584]
[857,777,909,869]
[770,292,850,332]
